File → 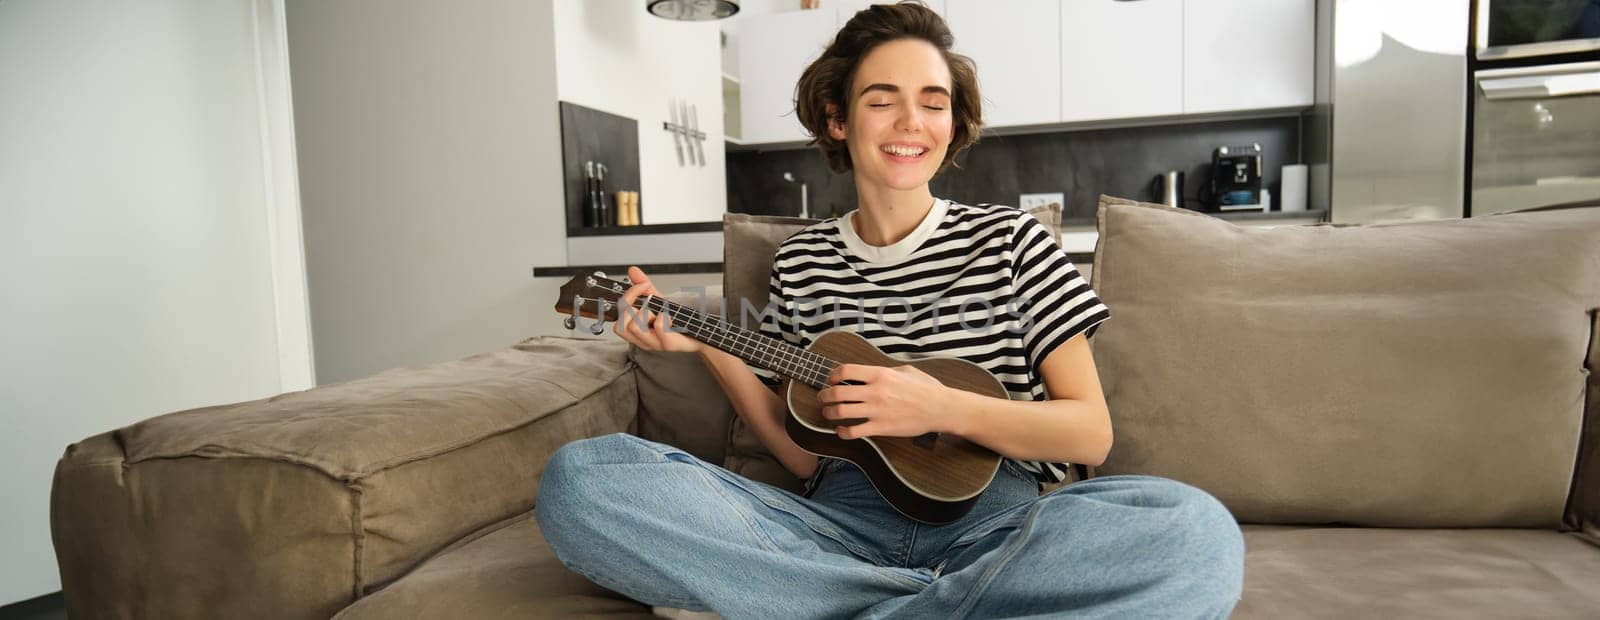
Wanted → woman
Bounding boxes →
[536,3,1244,618]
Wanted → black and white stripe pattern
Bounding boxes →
[745,200,1110,485]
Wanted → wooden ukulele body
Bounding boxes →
[784,330,1007,524]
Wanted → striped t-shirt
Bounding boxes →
[746,198,1111,486]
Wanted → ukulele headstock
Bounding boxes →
[554,272,633,334]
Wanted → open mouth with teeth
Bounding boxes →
[880,144,929,162]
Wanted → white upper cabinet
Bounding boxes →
[1060,0,1184,122]
[945,0,1061,128]
[1183,0,1314,114]
[737,8,837,144]
[732,0,1315,145]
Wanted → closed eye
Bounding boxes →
[870,103,940,111]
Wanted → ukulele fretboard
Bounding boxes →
[633,294,837,389]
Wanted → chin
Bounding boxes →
[874,169,937,191]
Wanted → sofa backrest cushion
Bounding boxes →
[630,286,738,466]
[718,202,1064,488]
[722,213,825,334]
[1089,195,1600,528]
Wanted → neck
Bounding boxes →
[851,184,935,246]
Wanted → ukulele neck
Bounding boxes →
[632,294,834,389]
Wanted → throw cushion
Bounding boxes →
[1088,195,1600,528]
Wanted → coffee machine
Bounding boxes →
[1205,143,1263,212]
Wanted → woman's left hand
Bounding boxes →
[817,364,955,439]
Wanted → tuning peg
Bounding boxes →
[567,294,585,333]
[591,299,614,336]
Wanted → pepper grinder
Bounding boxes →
[583,161,601,227]
[595,163,611,227]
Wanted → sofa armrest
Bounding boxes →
[51,336,635,620]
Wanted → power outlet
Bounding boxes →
[1019,192,1065,211]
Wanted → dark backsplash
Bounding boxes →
[727,115,1302,223]
[560,101,642,232]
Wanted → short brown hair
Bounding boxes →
[794,1,982,175]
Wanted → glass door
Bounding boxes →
[1471,61,1600,215]
[1476,0,1600,60]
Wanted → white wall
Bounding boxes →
[287,0,569,384]
[554,0,726,225]
[0,0,312,604]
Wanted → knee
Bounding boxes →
[535,434,646,530]
[1046,476,1244,591]
[542,431,658,483]
[1112,477,1244,596]
[1149,478,1242,557]
[540,435,601,491]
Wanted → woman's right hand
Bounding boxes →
[614,266,703,354]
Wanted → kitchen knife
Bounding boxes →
[679,99,695,166]
[668,98,685,166]
[689,103,705,166]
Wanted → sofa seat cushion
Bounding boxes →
[1090,196,1600,527]
[335,521,1600,619]
[335,513,656,619]
[1236,525,1600,618]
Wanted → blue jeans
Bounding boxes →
[535,433,1243,619]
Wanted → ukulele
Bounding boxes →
[556,272,1005,524]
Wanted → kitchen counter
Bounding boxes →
[533,253,1096,279]
[532,262,724,278]
[566,222,722,237]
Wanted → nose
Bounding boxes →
[894,104,925,134]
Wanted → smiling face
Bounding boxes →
[827,38,955,193]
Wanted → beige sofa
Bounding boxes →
[52,197,1600,618]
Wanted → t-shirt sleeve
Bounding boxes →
[1011,211,1111,373]
[745,262,797,391]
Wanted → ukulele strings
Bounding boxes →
[638,294,835,387]
[632,293,837,389]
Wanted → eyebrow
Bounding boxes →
[858,83,952,98]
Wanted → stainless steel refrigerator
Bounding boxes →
[1309,0,1599,224]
